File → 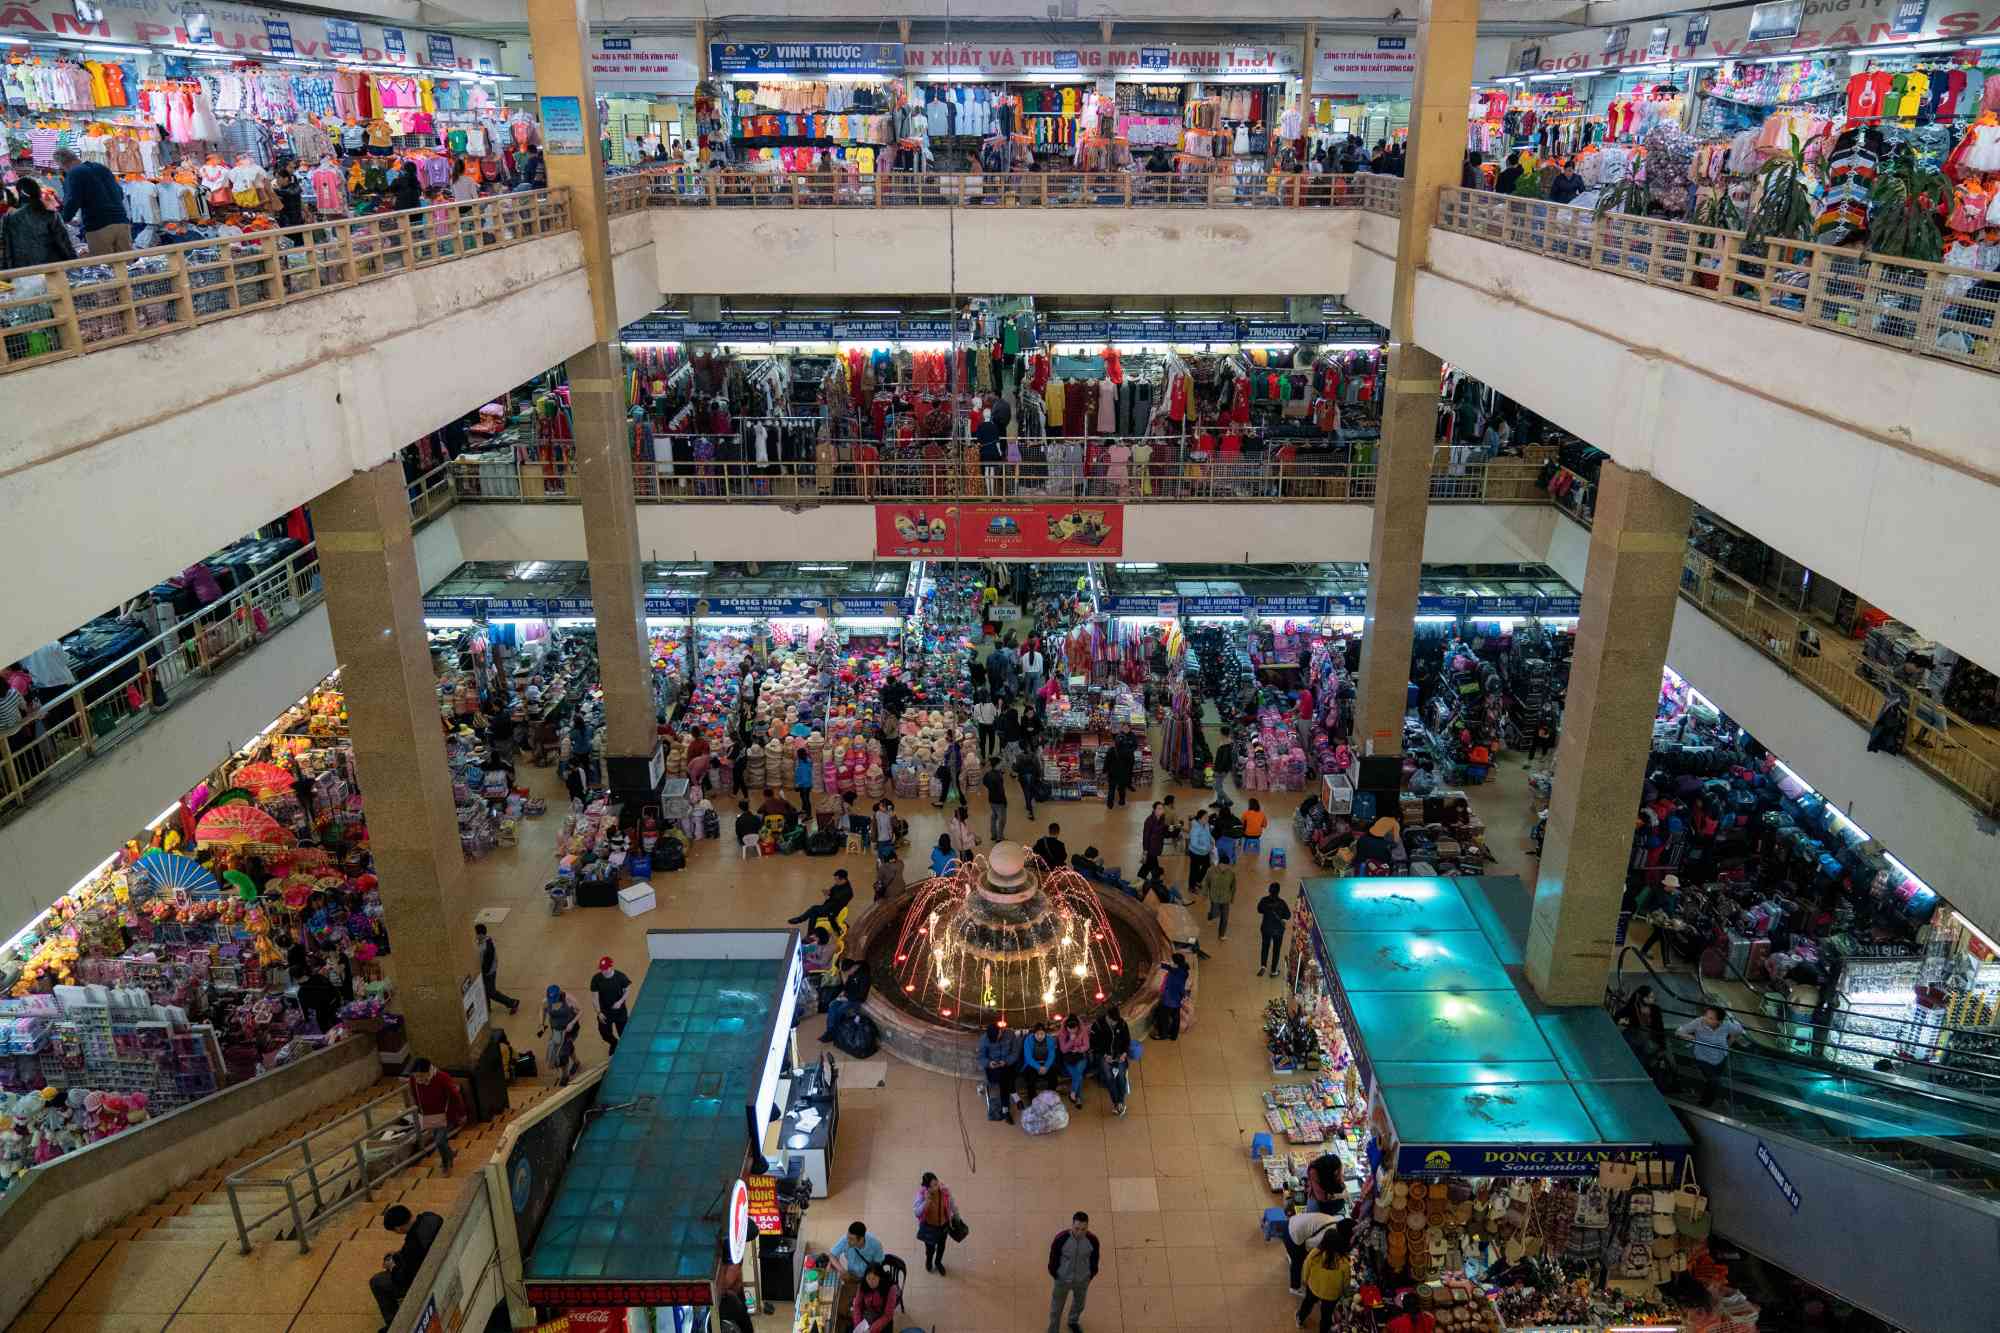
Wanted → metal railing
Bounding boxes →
[649,168,1403,210]
[0,541,323,817]
[449,448,1547,505]
[223,1082,424,1255]
[1436,187,2000,376]
[407,461,458,528]
[0,189,572,375]
[1554,466,2000,814]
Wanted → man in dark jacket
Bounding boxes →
[53,148,130,259]
[1047,1212,1101,1333]
[1103,731,1136,808]
[1142,802,1168,863]
[1032,824,1067,870]
[1256,882,1293,976]
[370,1204,443,1324]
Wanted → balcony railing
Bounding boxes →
[1436,187,2000,376]
[0,542,324,819]
[407,462,458,529]
[1553,467,2000,815]
[648,169,1403,210]
[0,190,573,375]
[448,447,1546,505]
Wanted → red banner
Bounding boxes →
[874,502,1124,559]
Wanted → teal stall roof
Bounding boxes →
[1301,875,1691,1177]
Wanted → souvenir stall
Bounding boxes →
[1034,676,1151,802]
[0,672,401,1187]
[1287,875,1720,1328]
[721,76,902,173]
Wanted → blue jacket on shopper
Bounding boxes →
[60,160,128,231]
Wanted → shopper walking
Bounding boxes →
[1090,1003,1133,1116]
[1015,742,1041,819]
[794,746,815,811]
[590,955,632,1054]
[1186,811,1214,893]
[1676,1005,1746,1107]
[872,798,898,860]
[1033,823,1068,870]
[1296,1220,1357,1333]
[873,846,906,902]
[1256,883,1292,977]
[973,692,999,759]
[1155,953,1191,1040]
[1,177,74,270]
[474,923,520,1015]
[912,1172,961,1274]
[1209,735,1234,804]
[1142,801,1168,865]
[1201,858,1237,941]
[1045,1212,1101,1333]
[539,984,582,1085]
[1104,731,1136,808]
[406,1057,468,1175]
[982,762,1009,841]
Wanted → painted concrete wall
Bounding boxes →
[442,499,1556,567]
[0,213,664,668]
[651,207,1356,296]
[1543,509,1999,937]
[1408,228,2000,672]
[0,605,336,931]
[1349,211,1398,326]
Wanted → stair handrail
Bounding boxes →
[223,1082,422,1256]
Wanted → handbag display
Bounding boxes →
[1598,1159,1637,1191]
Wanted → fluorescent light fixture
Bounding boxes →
[1951,911,1998,954]
[1115,562,1160,569]
[84,43,151,55]
[0,35,25,45]
[1970,36,2000,46]
[797,564,850,571]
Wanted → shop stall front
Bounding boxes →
[511,928,802,1327]
[1288,874,1723,1328]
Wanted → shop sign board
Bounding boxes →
[1505,0,2000,75]
[1395,1143,1692,1177]
[874,503,1124,559]
[1757,1140,1803,1210]
[1540,595,1583,616]
[1183,596,1255,616]
[744,1173,782,1232]
[427,33,455,66]
[1645,24,1673,59]
[0,2,497,68]
[460,973,489,1044]
[1241,321,1320,343]
[1104,596,1179,617]
[1257,595,1333,617]
[710,41,903,75]
[1313,37,1419,88]
[1416,595,1468,616]
[552,598,596,616]
[898,318,958,339]
[591,37,700,83]
[541,96,586,156]
[618,317,775,340]
[773,319,834,339]
[1472,596,1543,617]
[908,42,1293,75]
[383,28,405,56]
[643,596,689,616]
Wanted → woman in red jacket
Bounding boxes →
[408,1058,468,1175]
[850,1261,900,1333]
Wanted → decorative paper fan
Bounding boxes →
[200,787,255,811]
[196,804,288,848]
[134,851,220,894]
[233,763,296,799]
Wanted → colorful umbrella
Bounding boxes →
[195,804,289,848]
[232,763,296,799]
[134,851,219,895]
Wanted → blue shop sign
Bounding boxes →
[1396,1143,1690,1178]
[1051,50,1081,70]
[1255,595,1331,616]
[263,20,294,55]
[1416,595,1467,616]
[428,34,457,67]
[383,28,406,55]
[1891,0,1931,36]
[1468,596,1542,617]
[1183,596,1255,616]
[1540,594,1582,616]
[831,318,898,340]
[773,319,834,339]
[1173,319,1239,341]
[423,597,485,616]
[1757,1141,1802,1211]
[550,598,597,616]
[710,41,903,75]
[601,37,633,51]
[1241,321,1320,343]
[1140,47,1172,69]
[1105,597,1178,617]
[325,18,363,56]
[1044,320,1108,342]
[830,597,914,617]
[643,596,693,616]
[899,319,958,339]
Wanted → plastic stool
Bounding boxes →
[1262,1207,1288,1241]
[1250,1131,1275,1159]
[1269,847,1287,869]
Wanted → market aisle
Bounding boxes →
[448,742,1546,1333]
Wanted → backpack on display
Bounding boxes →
[656,839,687,872]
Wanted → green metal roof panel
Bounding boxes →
[1570,1078,1695,1150]
[1345,990,1552,1066]
[1323,930,1515,994]
[1301,876,1480,934]
[1383,1079,1603,1148]
[1536,1009,1655,1084]
[1372,1060,1567,1088]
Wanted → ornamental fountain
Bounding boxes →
[847,841,1171,1077]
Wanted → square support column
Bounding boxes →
[529,0,659,809]
[1354,0,1477,755]
[315,461,483,1067]
[1527,462,1693,1004]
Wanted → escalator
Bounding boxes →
[1611,950,2000,1332]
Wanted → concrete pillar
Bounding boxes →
[314,462,483,1067]
[528,0,660,811]
[1353,0,1478,755]
[1526,462,1693,1004]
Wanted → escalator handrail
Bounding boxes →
[1610,945,2000,1102]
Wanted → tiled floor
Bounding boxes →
[12,730,1546,1333]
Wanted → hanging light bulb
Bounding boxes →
[1071,963,1087,978]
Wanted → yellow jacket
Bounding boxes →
[1303,1251,1351,1303]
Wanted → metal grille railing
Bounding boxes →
[1436,187,2000,376]
[648,169,1392,209]
[0,189,572,374]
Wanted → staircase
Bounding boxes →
[16,1077,566,1333]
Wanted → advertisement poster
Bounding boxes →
[541,96,586,155]
[263,19,292,54]
[428,33,455,65]
[745,1174,782,1232]
[1314,36,1418,87]
[325,17,362,55]
[874,503,1124,559]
